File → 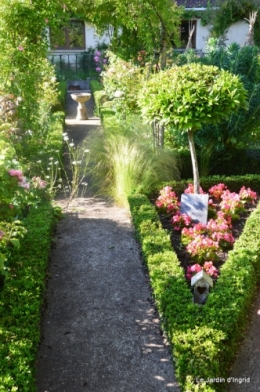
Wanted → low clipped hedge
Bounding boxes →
[90,79,116,120]
[128,175,260,392]
[0,203,57,391]
[178,149,260,179]
[51,81,67,113]
[147,174,260,200]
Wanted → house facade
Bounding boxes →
[48,0,250,62]
[176,0,249,50]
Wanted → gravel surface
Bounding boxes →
[35,93,180,392]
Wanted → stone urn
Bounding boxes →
[70,93,91,120]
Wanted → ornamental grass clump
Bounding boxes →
[89,115,179,207]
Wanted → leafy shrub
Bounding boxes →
[0,203,56,391]
[101,52,147,115]
[176,44,260,177]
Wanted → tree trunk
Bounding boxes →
[160,25,167,70]
[152,121,164,149]
[244,11,258,46]
[187,130,200,193]
[186,21,195,50]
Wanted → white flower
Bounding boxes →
[69,143,75,147]
[64,136,69,141]
[37,160,41,163]
[84,149,90,153]
[114,90,124,98]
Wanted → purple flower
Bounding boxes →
[96,67,101,72]
[94,56,100,62]
[95,51,101,56]
[103,58,107,63]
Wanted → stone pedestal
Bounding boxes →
[70,93,91,120]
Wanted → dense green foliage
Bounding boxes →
[177,44,260,152]
[138,63,248,192]
[70,0,183,60]
[0,203,57,391]
[128,175,260,392]
[178,148,260,179]
[138,63,248,131]
[210,0,260,44]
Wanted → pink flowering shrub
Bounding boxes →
[186,261,219,280]
[239,186,257,203]
[181,222,207,245]
[184,183,206,194]
[220,190,245,219]
[155,186,180,214]
[208,183,227,199]
[32,176,47,189]
[94,50,108,74]
[155,182,258,281]
[186,235,219,261]
[171,212,192,230]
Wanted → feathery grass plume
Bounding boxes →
[89,115,180,207]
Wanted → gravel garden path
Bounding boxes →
[35,92,180,392]
[35,89,260,392]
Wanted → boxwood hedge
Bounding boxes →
[0,203,57,391]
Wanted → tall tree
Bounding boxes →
[138,64,248,193]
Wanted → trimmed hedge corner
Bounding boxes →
[0,203,57,392]
[128,176,260,392]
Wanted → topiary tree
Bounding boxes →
[138,63,248,193]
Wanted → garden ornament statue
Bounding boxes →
[191,269,213,305]
[70,93,91,120]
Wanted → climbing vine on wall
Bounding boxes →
[211,0,260,45]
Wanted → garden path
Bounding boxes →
[35,92,180,392]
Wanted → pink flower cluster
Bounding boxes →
[171,212,192,231]
[155,182,258,281]
[155,186,180,214]
[32,176,47,189]
[184,183,206,194]
[239,186,257,203]
[220,190,244,217]
[94,50,107,73]
[186,235,219,261]
[9,169,30,189]
[209,184,257,219]
[186,261,219,280]
[208,183,227,199]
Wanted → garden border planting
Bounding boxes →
[128,175,260,392]
[0,88,65,391]
[0,202,58,391]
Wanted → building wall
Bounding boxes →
[195,19,249,50]
[49,19,249,55]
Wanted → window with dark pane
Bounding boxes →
[50,20,85,50]
[180,20,196,48]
